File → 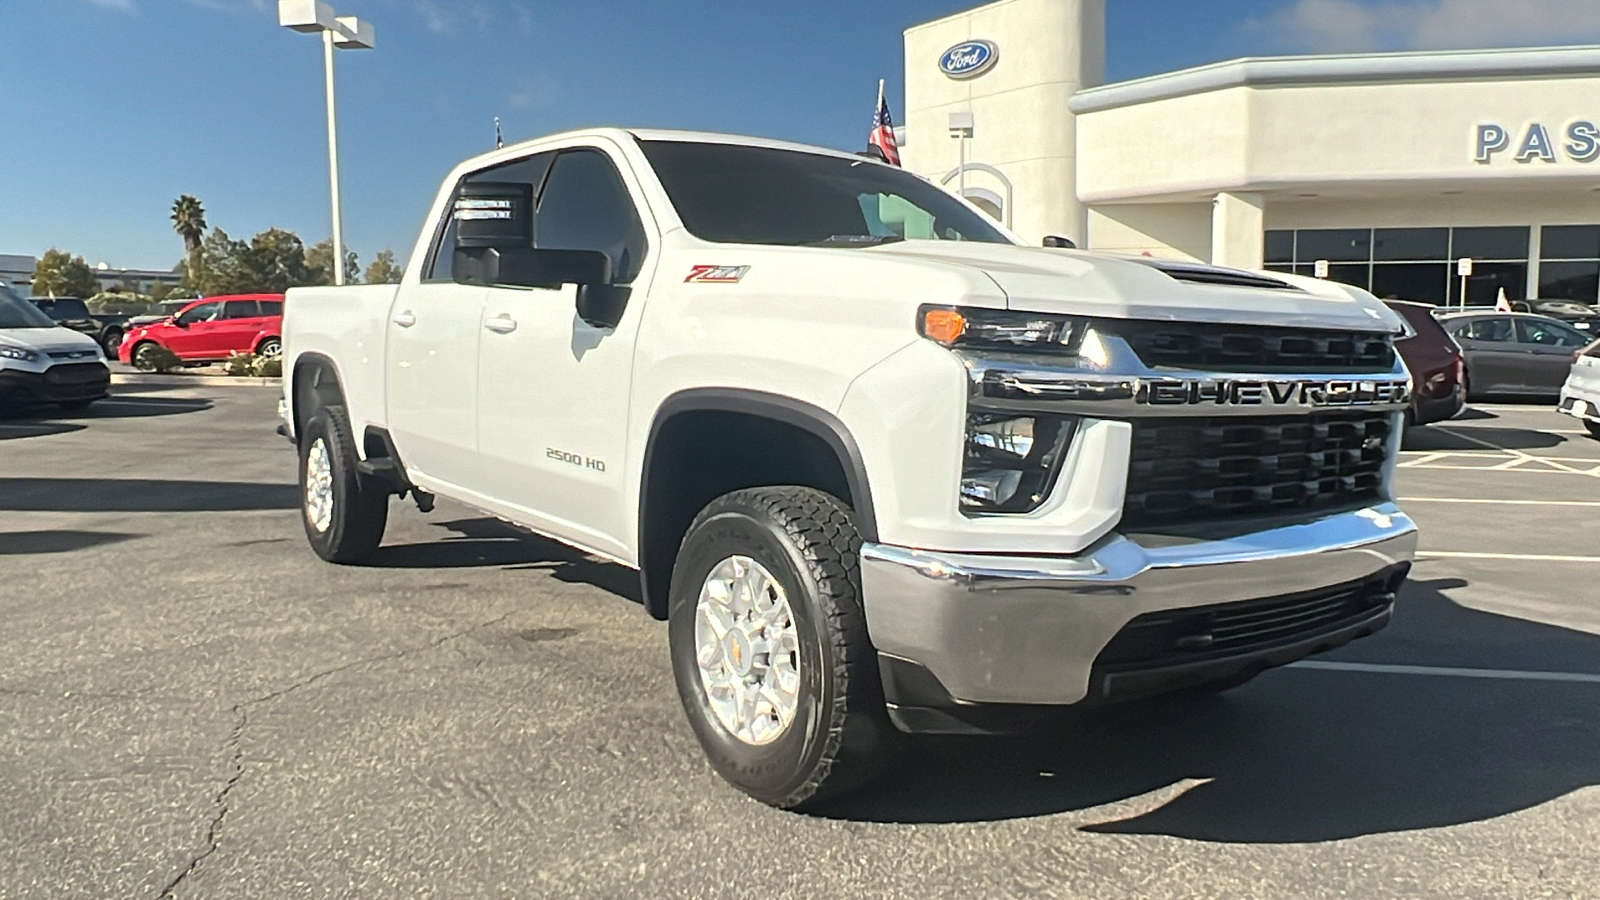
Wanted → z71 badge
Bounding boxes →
[685,265,750,283]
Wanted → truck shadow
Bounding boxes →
[819,575,1600,841]
[366,517,644,605]
[0,530,141,554]
[1404,424,1568,452]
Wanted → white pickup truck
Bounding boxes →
[281,129,1418,809]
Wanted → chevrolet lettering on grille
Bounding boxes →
[1137,378,1411,408]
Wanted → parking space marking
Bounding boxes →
[1425,425,1599,476]
[1289,660,1600,684]
[1400,497,1600,507]
[1416,550,1600,562]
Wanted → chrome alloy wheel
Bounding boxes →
[694,555,802,746]
[304,437,335,533]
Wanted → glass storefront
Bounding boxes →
[1539,225,1600,304]
[1265,226,1531,306]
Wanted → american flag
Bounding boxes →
[869,80,901,167]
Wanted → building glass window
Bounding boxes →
[1261,225,1530,307]
[1539,225,1600,305]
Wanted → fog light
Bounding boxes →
[960,413,1077,514]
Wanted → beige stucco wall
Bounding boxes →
[903,0,1104,245]
[1086,204,1211,261]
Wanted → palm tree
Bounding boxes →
[171,195,207,256]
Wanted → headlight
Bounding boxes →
[919,305,1087,356]
[0,345,39,362]
[960,413,1077,514]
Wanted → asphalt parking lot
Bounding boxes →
[3,384,1599,900]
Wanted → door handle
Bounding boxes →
[392,311,416,328]
[484,314,518,334]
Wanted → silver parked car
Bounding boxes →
[1436,311,1593,399]
[1559,339,1600,439]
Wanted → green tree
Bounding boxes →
[149,282,172,302]
[306,238,360,285]
[31,249,99,298]
[364,249,403,284]
[171,196,207,256]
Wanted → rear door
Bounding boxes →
[219,300,265,354]
[384,196,493,491]
[1452,316,1521,393]
[475,144,653,559]
[1515,317,1591,392]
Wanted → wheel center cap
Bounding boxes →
[724,630,753,677]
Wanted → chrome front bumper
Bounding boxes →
[859,503,1417,708]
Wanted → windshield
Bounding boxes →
[0,282,57,328]
[640,140,1012,247]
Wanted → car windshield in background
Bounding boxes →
[38,298,91,319]
[640,140,1012,247]
[0,283,57,328]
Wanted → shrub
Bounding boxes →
[134,343,183,374]
[224,351,283,378]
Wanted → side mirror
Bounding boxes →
[1043,235,1076,249]
[172,316,189,328]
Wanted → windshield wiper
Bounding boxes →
[808,234,906,248]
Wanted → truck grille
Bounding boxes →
[1094,567,1405,670]
[1123,412,1392,528]
[1105,321,1395,373]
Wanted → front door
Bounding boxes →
[164,301,224,358]
[476,145,654,560]
[1454,316,1522,393]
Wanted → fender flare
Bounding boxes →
[637,388,879,618]
[288,352,347,437]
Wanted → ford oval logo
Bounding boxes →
[939,40,998,80]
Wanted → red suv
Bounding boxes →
[119,294,284,368]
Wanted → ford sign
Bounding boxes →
[939,40,998,80]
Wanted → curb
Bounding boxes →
[111,373,281,388]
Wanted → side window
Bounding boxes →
[259,300,284,317]
[176,302,221,325]
[1517,318,1589,348]
[536,149,648,284]
[222,300,261,319]
[425,151,557,282]
[1461,318,1513,342]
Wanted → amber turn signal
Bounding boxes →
[921,308,967,346]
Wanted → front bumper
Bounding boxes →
[0,364,111,405]
[860,502,1417,717]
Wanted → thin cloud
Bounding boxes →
[1246,0,1600,52]
[87,0,136,11]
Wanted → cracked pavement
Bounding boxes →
[2,385,1599,899]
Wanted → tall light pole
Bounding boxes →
[278,1,374,286]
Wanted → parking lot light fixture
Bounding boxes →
[278,0,375,286]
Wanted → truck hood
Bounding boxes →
[0,325,105,357]
[870,242,1401,333]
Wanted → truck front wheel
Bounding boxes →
[298,405,388,563]
[667,487,897,810]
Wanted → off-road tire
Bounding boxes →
[668,487,898,810]
[298,404,388,563]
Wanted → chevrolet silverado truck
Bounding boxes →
[280,129,1419,810]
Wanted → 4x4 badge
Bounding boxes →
[685,265,750,283]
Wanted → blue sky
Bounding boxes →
[4,0,1599,272]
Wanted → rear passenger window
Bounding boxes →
[426,152,557,282]
[222,300,261,319]
[259,301,283,316]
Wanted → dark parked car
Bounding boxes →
[1383,299,1465,425]
[29,296,130,357]
[1510,299,1600,333]
[1436,311,1592,399]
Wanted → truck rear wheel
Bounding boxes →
[667,487,897,810]
[298,405,388,563]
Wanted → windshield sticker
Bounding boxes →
[685,265,750,284]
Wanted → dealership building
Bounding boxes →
[900,0,1600,306]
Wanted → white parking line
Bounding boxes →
[1431,425,1597,476]
[1417,551,1600,563]
[1399,497,1600,507]
[1289,660,1600,684]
